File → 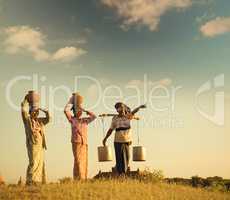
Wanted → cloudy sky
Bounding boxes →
[0,0,230,183]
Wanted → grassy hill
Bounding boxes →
[1,179,230,200]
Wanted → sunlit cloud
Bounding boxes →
[200,17,230,37]
[101,0,192,31]
[51,47,86,62]
[2,26,87,62]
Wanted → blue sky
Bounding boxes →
[0,0,230,183]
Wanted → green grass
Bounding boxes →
[1,179,230,200]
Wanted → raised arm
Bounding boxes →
[21,96,29,123]
[82,109,96,124]
[131,104,146,115]
[39,108,51,125]
[64,98,73,122]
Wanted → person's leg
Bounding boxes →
[114,142,123,174]
[26,144,33,185]
[72,143,88,180]
[78,144,88,180]
[84,145,88,179]
[120,143,127,173]
[123,143,130,173]
[42,161,46,184]
[33,144,44,183]
[26,143,44,184]
[72,142,80,179]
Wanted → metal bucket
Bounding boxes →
[27,91,39,109]
[97,146,113,162]
[132,146,146,161]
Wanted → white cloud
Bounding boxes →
[2,26,86,62]
[3,26,49,60]
[101,0,192,31]
[200,17,230,37]
[51,47,86,62]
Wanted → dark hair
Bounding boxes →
[29,107,38,115]
[114,102,131,115]
[71,106,82,117]
[71,106,76,117]
[29,107,32,115]
[114,102,123,109]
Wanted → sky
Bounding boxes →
[0,0,230,183]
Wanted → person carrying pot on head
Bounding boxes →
[102,102,146,175]
[64,93,96,180]
[21,92,51,185]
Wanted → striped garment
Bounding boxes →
[110,115,132,143]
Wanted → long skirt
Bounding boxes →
[26,143,46,185]
[114,142,130,174]
[72,142,88,180]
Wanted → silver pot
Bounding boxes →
[133,146,146,161]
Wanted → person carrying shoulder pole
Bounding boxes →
[102,102,146,175]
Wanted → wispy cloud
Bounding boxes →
[101,0,192,31]
[51,47,86,62]
[200,17,230,38]
[2,26,87,62]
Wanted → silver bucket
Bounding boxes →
[132,146,146,161]
[97,146,113,162]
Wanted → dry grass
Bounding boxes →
[0,179,230,200]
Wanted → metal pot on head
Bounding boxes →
[72,92,83,115]
[98,146,113,162]
[27,90,40,110]
[132,146,146,161]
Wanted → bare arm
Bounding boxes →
[39,108,51,125]
[21,96,29,123]
[102,128,113,146]
[131,104,146,115]
[82,109,96,124]
[64,99,73,122]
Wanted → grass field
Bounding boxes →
[1,178,230,200]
